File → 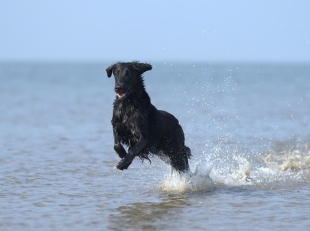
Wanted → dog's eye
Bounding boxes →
[125,71,130,77]
[114,70,119,76]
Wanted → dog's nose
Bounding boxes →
[115,85,123,92]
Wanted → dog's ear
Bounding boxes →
[132,62,152,75]
[106,64,116,78]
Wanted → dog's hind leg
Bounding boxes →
[170,154,190,173]
[169,146,191,173]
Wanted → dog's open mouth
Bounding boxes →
[117,92,126,98]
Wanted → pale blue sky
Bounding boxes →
[0,0,309,62]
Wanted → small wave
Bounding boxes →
[263,150,310,171]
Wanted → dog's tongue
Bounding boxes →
[117,92,125,98]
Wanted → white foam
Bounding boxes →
[209,156,254,187]
[160,161,214,193]
[159,145,310,192]
[209,150,310,188]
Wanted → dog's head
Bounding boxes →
[106,61,152,99]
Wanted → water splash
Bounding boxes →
[160,161,214,193]
[211,143,310,189]
[209,155,254,187]
[158,139,310,193]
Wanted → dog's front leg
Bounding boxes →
[113,128,127,158]
[116,137,147,170]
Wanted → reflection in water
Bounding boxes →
[109,194,189,230]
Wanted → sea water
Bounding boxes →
[1,62,310,230]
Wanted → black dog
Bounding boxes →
[106,61,191,172]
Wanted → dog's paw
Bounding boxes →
[116,158,132,170]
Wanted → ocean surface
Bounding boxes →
[1,62,310,231]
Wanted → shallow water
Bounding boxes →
[1,62,310,230]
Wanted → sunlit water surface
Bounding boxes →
[1,62,310,230]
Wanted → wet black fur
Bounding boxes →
[106,61,191,172]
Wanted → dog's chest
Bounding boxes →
[113,103,141,140]
[114,104,135,124]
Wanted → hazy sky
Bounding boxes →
[0,1,309,62]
